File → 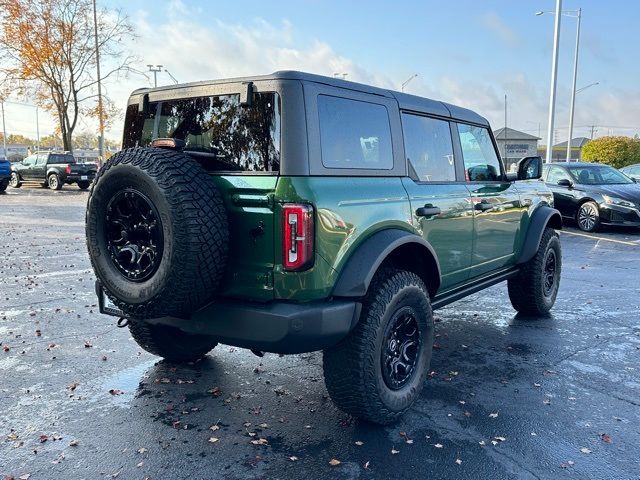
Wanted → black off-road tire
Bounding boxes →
[77,180,90,190]
[323,269,434,425]
[9,172,21,188]
[508,227,561,316]
[129,320,217,362]
[576,201,600,232]
[48,173,62,190]
[86,147,229,319]
[0,179,8,192]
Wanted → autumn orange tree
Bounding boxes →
[0,0,134,151]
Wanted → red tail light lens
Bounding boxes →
[283,204,314,271]
[65,164,72,174]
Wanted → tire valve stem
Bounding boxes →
[116,317,129,328]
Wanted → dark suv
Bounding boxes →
[86,71,562,424]
[10,151,96,190]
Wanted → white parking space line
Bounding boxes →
[560,230,639,246]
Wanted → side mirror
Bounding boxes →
[516,156,542,181]
[557,178,573,188]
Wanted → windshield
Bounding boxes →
[123,92,281,172]
[568,165,633,185]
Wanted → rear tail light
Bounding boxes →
[283,204,314,271]
[65,164,72,174]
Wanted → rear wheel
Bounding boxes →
[576,201,600,232]
[508,227,561,316]
[128,320,217,362]
[9,172,21,188]
[77,180,90,190]
[323,269,433,424]
[48,173,62,190]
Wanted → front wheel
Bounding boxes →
[9,172,21,188]
[508,227,561,316]
[576,201,600,232]
[323,269,434,424]
[48,173,62,190]
[128,320,218,362]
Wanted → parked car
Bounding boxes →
[619,163,640,181]
[86,71,562,424]
[10,151,97,190]
[0,156,11,192]
[542,162,640,232]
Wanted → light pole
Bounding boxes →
[165,69,179,85]
[92,0,105,160]
[147,65,164,87]
[536,0,563,164]
[537,7,583,161]
[401,74,418,92]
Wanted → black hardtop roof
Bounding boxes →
[131,70,489,126]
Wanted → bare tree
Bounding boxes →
[0,0,134,151]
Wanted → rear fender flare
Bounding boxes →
[332,229,441,298]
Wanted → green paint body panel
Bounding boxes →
[210,173,555,304]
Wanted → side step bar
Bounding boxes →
[431,267,519,310]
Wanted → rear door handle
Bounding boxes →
[474,201,493,212]
[415,204,441,217]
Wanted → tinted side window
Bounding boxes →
[318,95,393,170]
[547,166,570,184]
[457,124,502,182]
[402,114,455,182]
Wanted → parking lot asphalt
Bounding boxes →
[1,186,639,480]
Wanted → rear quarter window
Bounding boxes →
[48,154,75,164]
[318,95,393,170]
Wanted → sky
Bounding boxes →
[2,0,639,146]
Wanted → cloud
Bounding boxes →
[480,12,521,47]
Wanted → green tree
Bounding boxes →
[581,136,640,168]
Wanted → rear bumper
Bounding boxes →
[66,173,95,183]
[96,280,360,354]
[599,203,640,227]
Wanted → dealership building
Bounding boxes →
[493,127,541,170]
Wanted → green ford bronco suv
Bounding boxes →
[86,71,562,424]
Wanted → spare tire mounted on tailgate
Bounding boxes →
[86,147,229,319]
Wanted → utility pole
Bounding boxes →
[589,124,597,139]
[504,93,508,161]
[147,65,163,87]
[545,0,562,163]
[566,8,582,161]
[92,0,104,161]
[1,102,6,158]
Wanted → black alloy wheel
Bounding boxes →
[381,306,422,390]
[542,248,557,297]
[105,189,164,282]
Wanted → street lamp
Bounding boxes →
[401,74,418,92]
[147,64,164,87]
[164,69,179,85]
[536,0,563,163]
[575,82,599,94]
[537,7,582,161]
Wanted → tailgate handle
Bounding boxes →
[415,204,441,218]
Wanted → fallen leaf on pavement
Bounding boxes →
[580,448,591,454]
[455,459,462,465]
[354,441,364,446]
[391,447,400,454]
[289,456,298,461]
[329,459,341,466]
[69,440,79,447]
[489,413,498,418]
[433,443,443,449]
[600,433,612,443]
[208,437,219,443]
